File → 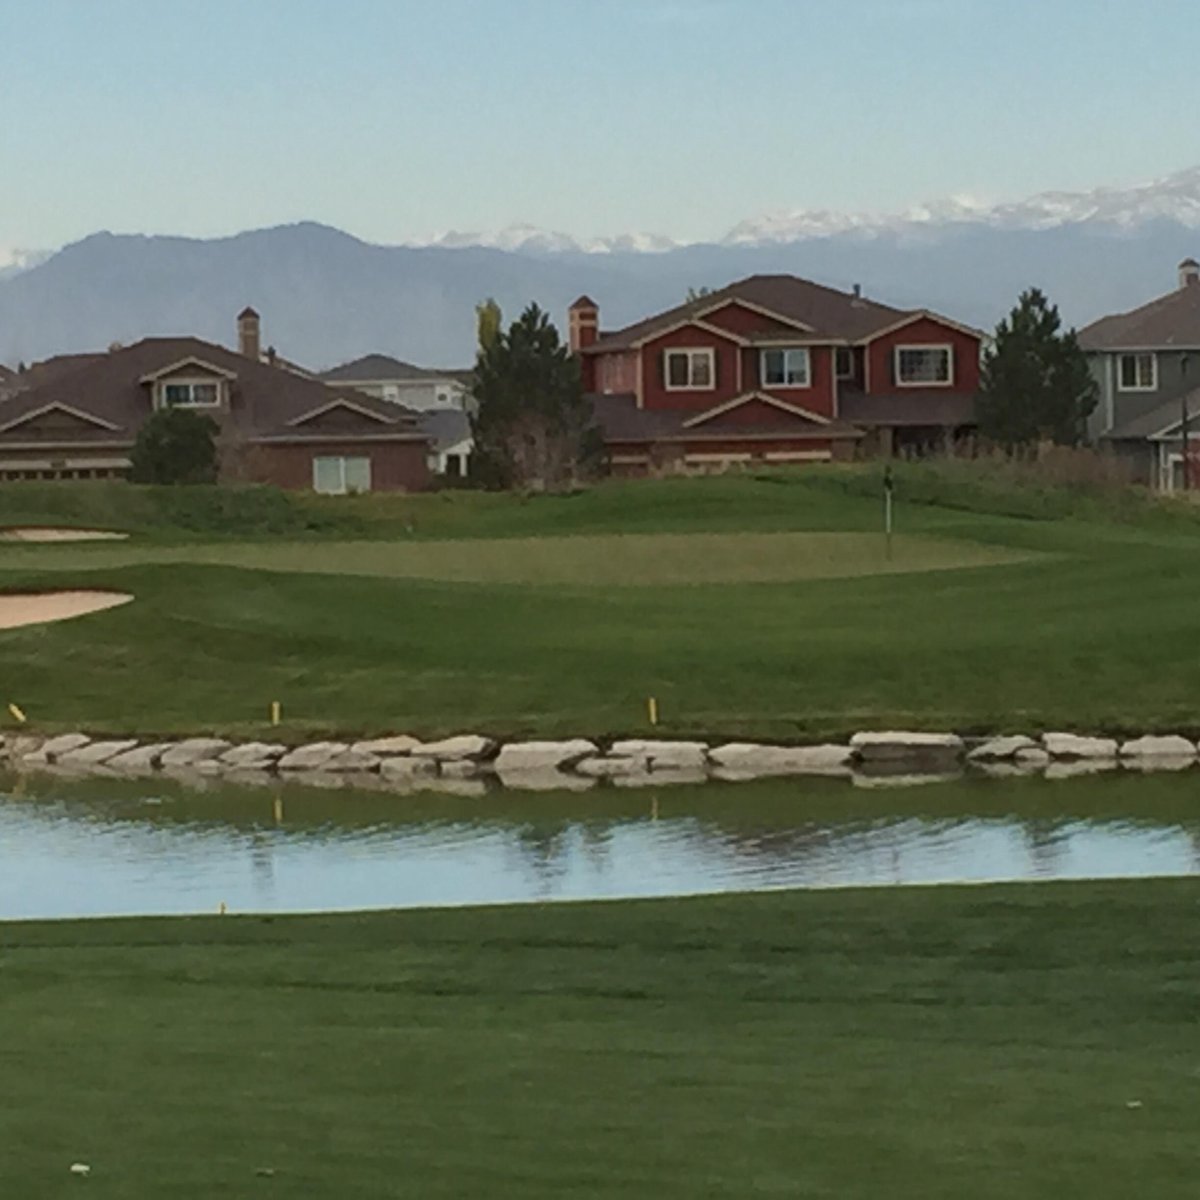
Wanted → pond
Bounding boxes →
[2,768,1198,920]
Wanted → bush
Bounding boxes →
[130,408,219,485]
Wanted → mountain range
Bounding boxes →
[3,167,1199,369]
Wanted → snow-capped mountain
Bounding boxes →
[0,247,52,280]
[415,165,1200,252]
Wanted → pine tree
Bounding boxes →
[978,289,1098,449]
[469,303,601,491]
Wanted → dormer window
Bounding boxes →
[665,348,714,390]
[164,381,220,407]
[761,348,811,387]
[895,345,954,387]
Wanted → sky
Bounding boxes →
[2,0,1199,257]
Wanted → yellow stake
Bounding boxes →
[647,696,658,726]
[7,702,26,724]
[270,700,281,726]
[219,901,227,916]
[273,796,283,825]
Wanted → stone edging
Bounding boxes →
[2,729,1198,795]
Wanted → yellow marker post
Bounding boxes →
[270,701,281,726]
[647,696,658,726]
[273,796,284,825]
[219,901,227,916]
[7,703,26,724]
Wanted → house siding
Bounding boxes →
[700,302,802,337]
[640,325,742,411]
[252,440,430,492]
[1087,350,1194,439]
[744,344,837,417]
[865,318,981,396]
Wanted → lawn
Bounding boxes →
[1,466,1200,738]
[1,880,1197,1198]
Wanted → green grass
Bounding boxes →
[1,881,1197,1198]
[2,467,1200,739]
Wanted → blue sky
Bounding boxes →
[2,0,1198,255]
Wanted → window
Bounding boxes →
[162,381,220,406]
[1118,353,1157,392]
[760,348,811,387]
[895,345,953,386]
[313,455,372,495]
[836,347,854,379]
[664,348,715,390]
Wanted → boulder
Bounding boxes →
[426,777,489,798]
[276,742,349,771]
[160,738,232,768]
[970,759,1046,780]
[708,743,853,776]
[412,734,497,762]
[1041,733,1119,760]
[850,732,964,761]
[4,734,43,762]
[494,740,597,772]
[440,759,485,780]
[613,767,707,789]
[575,755,649,779]
[379,756,438,780]
[351,735,421,756]
[1045,758,1119,781]
[1122,754,1195,774]
[610,740,708,770]
[107,743,172,771]
[496,767,597,793]
[321,749,381,773]
[222,768,275,788]
[1118,735,1197,759]
[967,735,1040,762]
[1014,746,1052,767]
[32,733,92,763]
[58,739,139,766]
[220,742,287,769]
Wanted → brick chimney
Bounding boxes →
[568,295,599,354]
[1180,259,1200,289]
[238,306,261,360]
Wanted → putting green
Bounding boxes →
[0,531,1034,586]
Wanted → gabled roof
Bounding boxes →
[1103,389,1200,441]
[0,336,427,447]
[680,391,831,429]
[320,354,473,385]
[1079,282,1200,351]
[421,409,473,453]
[587,274,960,353]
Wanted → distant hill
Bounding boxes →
[3,197,1199,370]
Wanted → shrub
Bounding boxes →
[129,408,219,485]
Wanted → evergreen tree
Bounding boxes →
[978,289,1098,448]
[129,407,219,484]
[470,303,601,491]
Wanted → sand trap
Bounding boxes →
[0,590,133,630]
[0,527,129,542]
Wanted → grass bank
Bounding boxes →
[1,880,1197,1198]
[2,468,1200,739]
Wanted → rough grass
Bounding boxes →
[0,881,1197,1198]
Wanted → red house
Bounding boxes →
[571,275,983,473]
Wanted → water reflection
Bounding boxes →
[1,769,1198,920]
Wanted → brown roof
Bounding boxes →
[1079,282,1200,351]
[320,354,473,386]
[0,337,428,448]
[588,275,943,353]
[838,389,977,428]
[591,392,862,444]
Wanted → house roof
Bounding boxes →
[420,408,473,453]
[0,337,427,447]
[838,389,978,428]
[586,275,972,353]
[1103,389,1200,441]
[1078,282,1200,351]
[320,354,473,385]
[590,392,862,444]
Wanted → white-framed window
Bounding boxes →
[664,348,715,390]
[161,380,220,407]
[836,347,854,379]
[760,347,811,387]
[1118,352,1157,392]
[313,455,372,495]
[895,345,954,387]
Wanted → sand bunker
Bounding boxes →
[0,527,129,542]
[0,590,133,630]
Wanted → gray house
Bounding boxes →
[1080,259,1200,490]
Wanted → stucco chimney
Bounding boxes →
[1180,259,1200,289]
[568,295,599,354]
[238,306,261,360]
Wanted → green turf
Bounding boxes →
[1,881,1197,1198]
[2,467,1200,738]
